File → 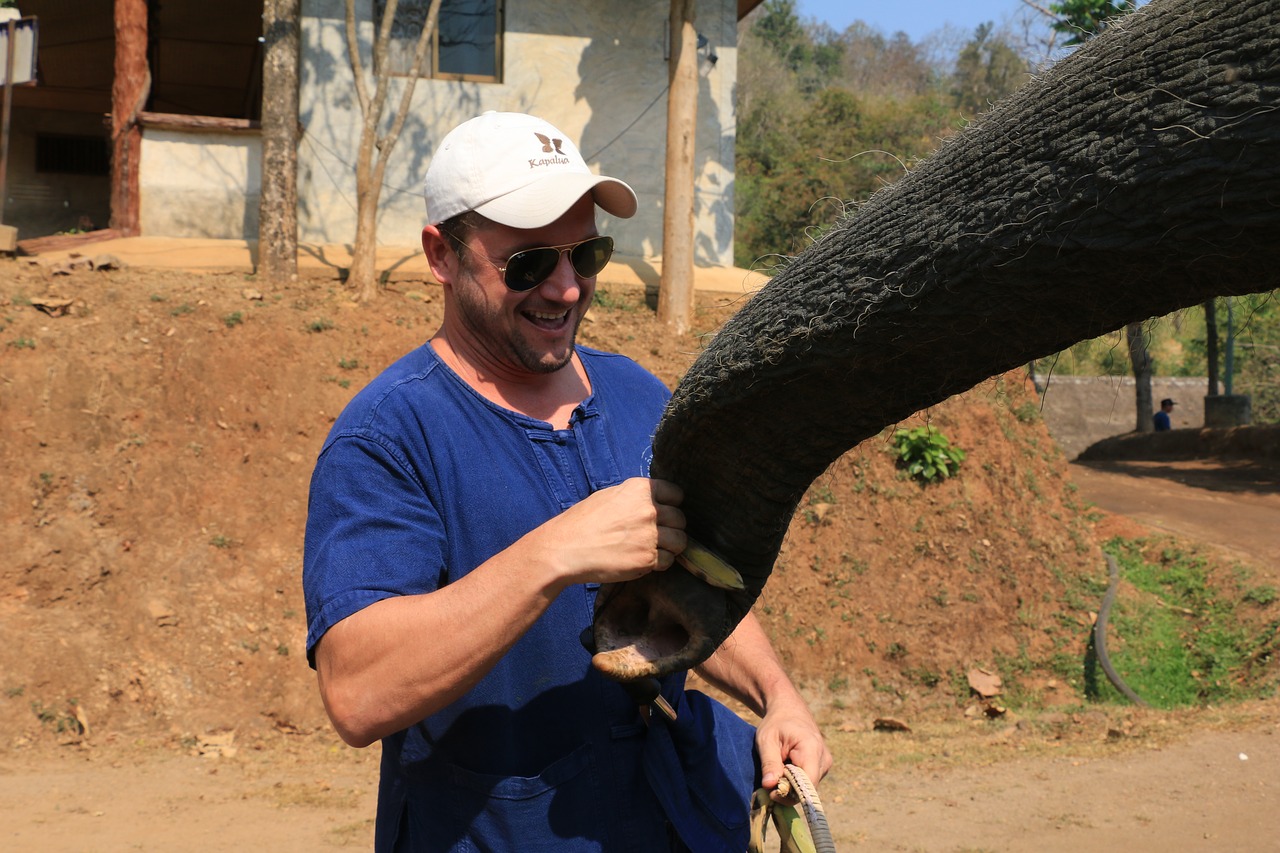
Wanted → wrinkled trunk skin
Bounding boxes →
[592,0,1280,680]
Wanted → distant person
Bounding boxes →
[1153,398,1176,431]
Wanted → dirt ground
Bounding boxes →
[1,260,1277,851]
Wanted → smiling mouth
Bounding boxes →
[524,309,572,330]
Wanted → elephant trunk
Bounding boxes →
[592,0,1280,680]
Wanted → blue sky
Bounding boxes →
[795,0,1031,43]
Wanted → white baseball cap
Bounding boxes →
[423,111,638,229]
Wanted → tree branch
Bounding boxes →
[344,0,371,115]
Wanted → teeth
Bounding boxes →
[676,538,746,591]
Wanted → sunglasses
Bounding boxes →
[495,235,615,292]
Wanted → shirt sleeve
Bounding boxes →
[302,429,447,667]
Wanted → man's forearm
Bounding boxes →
[694,611,807,717]
[697,610,834,792]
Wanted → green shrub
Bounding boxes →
[892,426,965,483]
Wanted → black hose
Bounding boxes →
[1094,554,1149,707]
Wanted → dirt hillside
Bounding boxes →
[0,256,1122,744]
[3,259,1279,851]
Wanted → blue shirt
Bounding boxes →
[304,344,755,852]
[1153,410,1171,431]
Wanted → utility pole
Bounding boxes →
[258,0,300,282]
[658,0,697,334]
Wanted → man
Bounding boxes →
[1154,397,1176,431]
[303,111,830,852]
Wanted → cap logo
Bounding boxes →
[529,132,571,168]
[534,132,566,155]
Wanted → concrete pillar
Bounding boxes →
[1204,395,1251,427]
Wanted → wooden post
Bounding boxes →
[258,0,300,282]
[1,18,16,228]
[658,0,697,334]
[110,0,148,237]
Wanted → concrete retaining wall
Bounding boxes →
[1035,375,1210,459]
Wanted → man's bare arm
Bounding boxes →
[315,478,685,747]
[695,611,833,798]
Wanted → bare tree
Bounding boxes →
[344,0,442,301]
[258,0,300,283]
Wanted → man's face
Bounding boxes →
[447,196,599,376]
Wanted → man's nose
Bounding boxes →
[537,250,584,300]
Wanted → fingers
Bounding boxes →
[654,486,686,570]
[756,715,833,802]
[649,477,684,508]
[654,501,686,533]
[755,722,786,791]
[786,740,834,792]
[655,526,687,570]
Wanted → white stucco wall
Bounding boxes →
[299,0,738,266]
[139,129,262,239]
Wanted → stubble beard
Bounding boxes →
[453,272,581,376]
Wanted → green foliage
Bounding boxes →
[734,7,1026,267]
[1048,0,1137,45]
[892,426,965,483]
[1232,294,1280,423]
[1244,586,1278,607]
[953,23,1031,118]
[754,0,843,92]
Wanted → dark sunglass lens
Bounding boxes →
[570,237,613,279]
[504,247,561,291]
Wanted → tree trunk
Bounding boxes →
[658,0,697,333]
[593,0,1280,680]
[344,0,442,302]
[258,0,300,283]
[1126,322,1153,431]
[351,177,381,296]
[1223,297,1236,395]
[1205,299,1219,396]
[110,0,149,237]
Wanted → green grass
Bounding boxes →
[1089,538,1279,707]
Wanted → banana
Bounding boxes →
[676,537,746,591]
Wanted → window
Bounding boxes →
[377,0,503,82]
[35,135,111,176]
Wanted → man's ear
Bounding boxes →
[422,225,458,285]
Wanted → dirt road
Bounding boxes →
[824,722,1279,852]
[1068,458,1280,573]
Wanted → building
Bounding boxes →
[3,0,763,266]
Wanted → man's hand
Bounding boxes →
[755,694,833,803]
[531,477,687,587]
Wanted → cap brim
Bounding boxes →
[474,174,638,230]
